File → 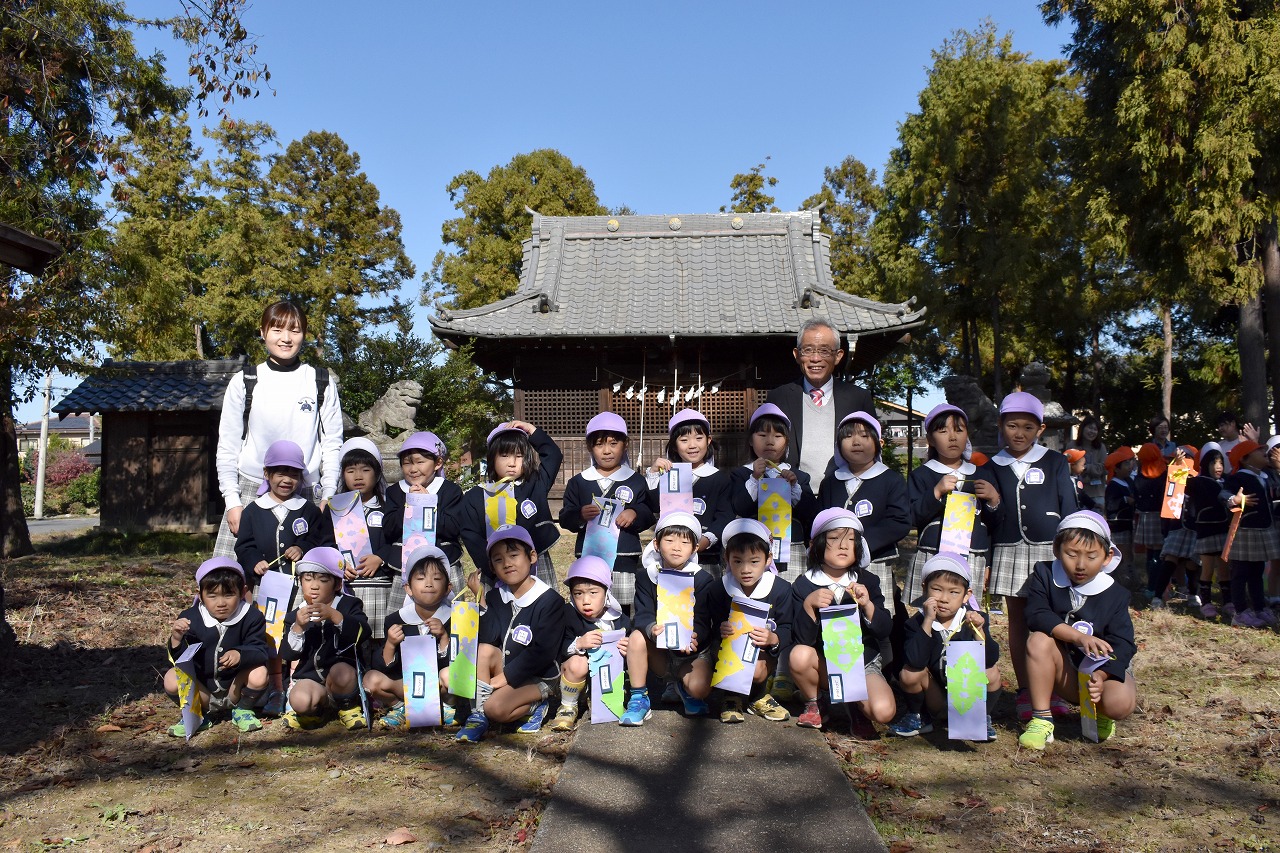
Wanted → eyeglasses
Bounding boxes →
[798,346,838,358]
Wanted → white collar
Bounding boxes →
[742,461,792,474]
[1051,561,1115,595]
[992,444,1048,466]
[498,577,552,607]
[198,600,251,628]
[1110,478,1131,491]
[924,459,977,477]
[691,462,718,477]
[483,479,523,492]
[397,592,453,627]
[254,494,308,511]
[642,541,698,583]
[803,377,834,397]
[930,607,968,634]
[398,476,444,496]
[581,463,636,483]
[804,567,858,590]
[723,570,776,601]
[835,460,889,482]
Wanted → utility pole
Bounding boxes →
[33,372,52,519]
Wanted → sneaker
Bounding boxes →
[549,705,579,733]
[167,717,212,738]
[378,703,409,730]
[1050,694,1073,718]
[1096,713,1115,742]
[675,682,710,717]
[1150,596,1166,610]
[888,711,933,737]
[280,710,324,730]
[720,696,745,724]
[770,674,797,703]
[441,702,456,726]
[455,710,490,743]
[1256,608,1278,626]
[1018,717,1055,750]
[1187,594,1203,608]
[849,706,879,740]
[660,681,680,705]
[1224,602,1237,617]
[1015,688,1032,723]
[797,700,823,729]
[748,694,790,722]
[1200,602,1220,619]
[517,699,550,733]
[1232,610,1268,629]
[619,691,653,726]
[231,708,263,733]
[337,706,367,731]
[263,690,287,717]
[985,714,998,742]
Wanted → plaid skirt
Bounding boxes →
[1195,533,1226,556]
[865,558,898,610]
[774,541,810,585]
[906,549,990,603]
[610,555,641,607]
[213,473,261,557]
[991,541,1055,598]
[536,551,557,587]
[1133,511,1165,549]
[1226,526,1280,563]
[350,576,393,639]
[1111,530,1132,547]
[1162,527,1199,560]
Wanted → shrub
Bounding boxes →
[44,451,93,487]
[63,469,100,509]
[21,483,34,517]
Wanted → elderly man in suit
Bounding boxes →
[767,318,876,494]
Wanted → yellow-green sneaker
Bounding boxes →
[1096,713,1115,742]
[280,710,324,731]
[337,706,367,731]
[720,696,745,724]
[769,674,797,703]
[231,708,263,733]
[748,694,790,722]
[549,705,579,732]
[1018,717,1055,750]
[378,703,409,730]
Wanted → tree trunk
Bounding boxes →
[991,297,1003,400]
[1240,292,1268,432]
[1160,304,1174,421]
[1091,322,1103,414]
[1263,217,1280,440]
[961,312,972,376]
[0,363,34,558]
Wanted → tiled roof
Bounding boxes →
[53,360,243,416]
[430,211,925,341]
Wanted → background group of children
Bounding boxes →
[167,354,1143,751]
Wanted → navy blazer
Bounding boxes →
[907,462,995,554]
[703,575,794,653]
[981,449,1078,546]
[1104,478,1135,533]
[1024,561,1135,682]
[559,468,655,563]
[790,569,891,665]
[375,609,451,680]
[644,467,735,565]
[632,565,716,651]
[235,498,330,582]
[816,467,910,562]
[281,594,370,682]
[478,582,566,688]
[168,602,269,691]
[901,609,1000,677]
[727,465,818,555]
[384,477,465,568]
[1224,469,1274,529]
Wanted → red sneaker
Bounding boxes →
[797,700,823,729]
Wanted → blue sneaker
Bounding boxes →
[888,711,933,737]
[441,702,456,726]
[985,714,998,742]
[517,699,550,733]
[675,682,709,717]
[619,691,652,726]
[455,711,490,743]
[263,690,287,717]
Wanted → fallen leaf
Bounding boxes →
[989,806,1007,815]
[902,787,925,799]
[95,724,122,733]
[385,827,416,845]
[889,843,915,853]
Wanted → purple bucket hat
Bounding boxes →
[999,391,1044,424]
[402,543,450,586]
[669,408,711,432]
[263,439,305,471]
[924,403,968,432]
[486,423,526,446]
[296,546,344,578]
[1058,510,1122,573]
[749,403,791,431]
[586,412,628,438]
[399,431,445,459]
[195,556,244,585]
[810,507,870,569]
[564,555,612,590]
[486,523,535,554]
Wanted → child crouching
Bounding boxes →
[363,544,455,729]
[164,557,270,738]
[890,552,1000,742]
[456,525,567,743]
[279,547,371,731]
[1019,511,1138,749]
[551,556,643,731]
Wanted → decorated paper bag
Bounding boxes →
[448,600,480,700]
[660,462,695,516]
[758,477,793,563]
[329,491,373,573]
[401,492,439,568]
[656,570,695,650]
[1072,620,1111,743]
[253,570,296,653]
[1221,488,1246,561]
[173,642,204,742]
[1160,460,1193,520]
[402,634,442,727]
[944,640,988,740]
[711,596,770,695]
[819,604,867,704]
[589,629,627,724]
[939,491,978,555]
[483,482,518,534]
[582,497,623,567]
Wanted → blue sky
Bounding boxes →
[31,1,1071,422]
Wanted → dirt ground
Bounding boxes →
[2,533,1279,852]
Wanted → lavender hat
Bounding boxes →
[1057,510,1122,573]
[998,391,1044,424]
[920,551,972,587]
[810,507,870,568]
[924,403,968,431]
[263,439,305,470]
[399,431,445,459]
[195,556,244,585]
[669,409,710,432]
[402,543,450,586]
[749,403,791,431]
[486,423,526,445]
[486,523,535,554]
[296,546,344,578]
[586,412,628,438]
[564,555,612,589]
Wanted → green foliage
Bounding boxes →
[802,156,885,299]
[427,150,607,310]
[722,158,780,213]
[64,469,100,509]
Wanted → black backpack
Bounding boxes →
[240,360,330,441]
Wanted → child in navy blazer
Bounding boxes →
[234,439,329,585]
[331,437,402,640]
[1187,443,1230,617]
[385,431,466,600]
[1222,441,1280,627]
[644,409,734,568]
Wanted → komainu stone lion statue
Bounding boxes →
[941,375,999,453]
[356,380,423,482]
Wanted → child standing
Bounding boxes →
[645,409,734,568]
[1188,443,1230,617]
[890,552,1000,741]
[279,547,371,731]
[1223,441,1280,628]
[1133,443,1169,605]
[1103,447,1136,575]
[460,421,562,586]
[456,525,567,742]
[164,557,270,738]
[816,412,910,613]
[729,403,818,582]
[334,437,402,641]
[1065,449,1097,510]
[705,518,793,724]
[980,392,1078,721]
[906,404,999,604]
[1019,511,1137,750]
[385,431,465,597]
[234,440,329,583]
[559,413,655,611]
[632,511,717,717]
[550,556,642,731]
[790,508,896,732]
